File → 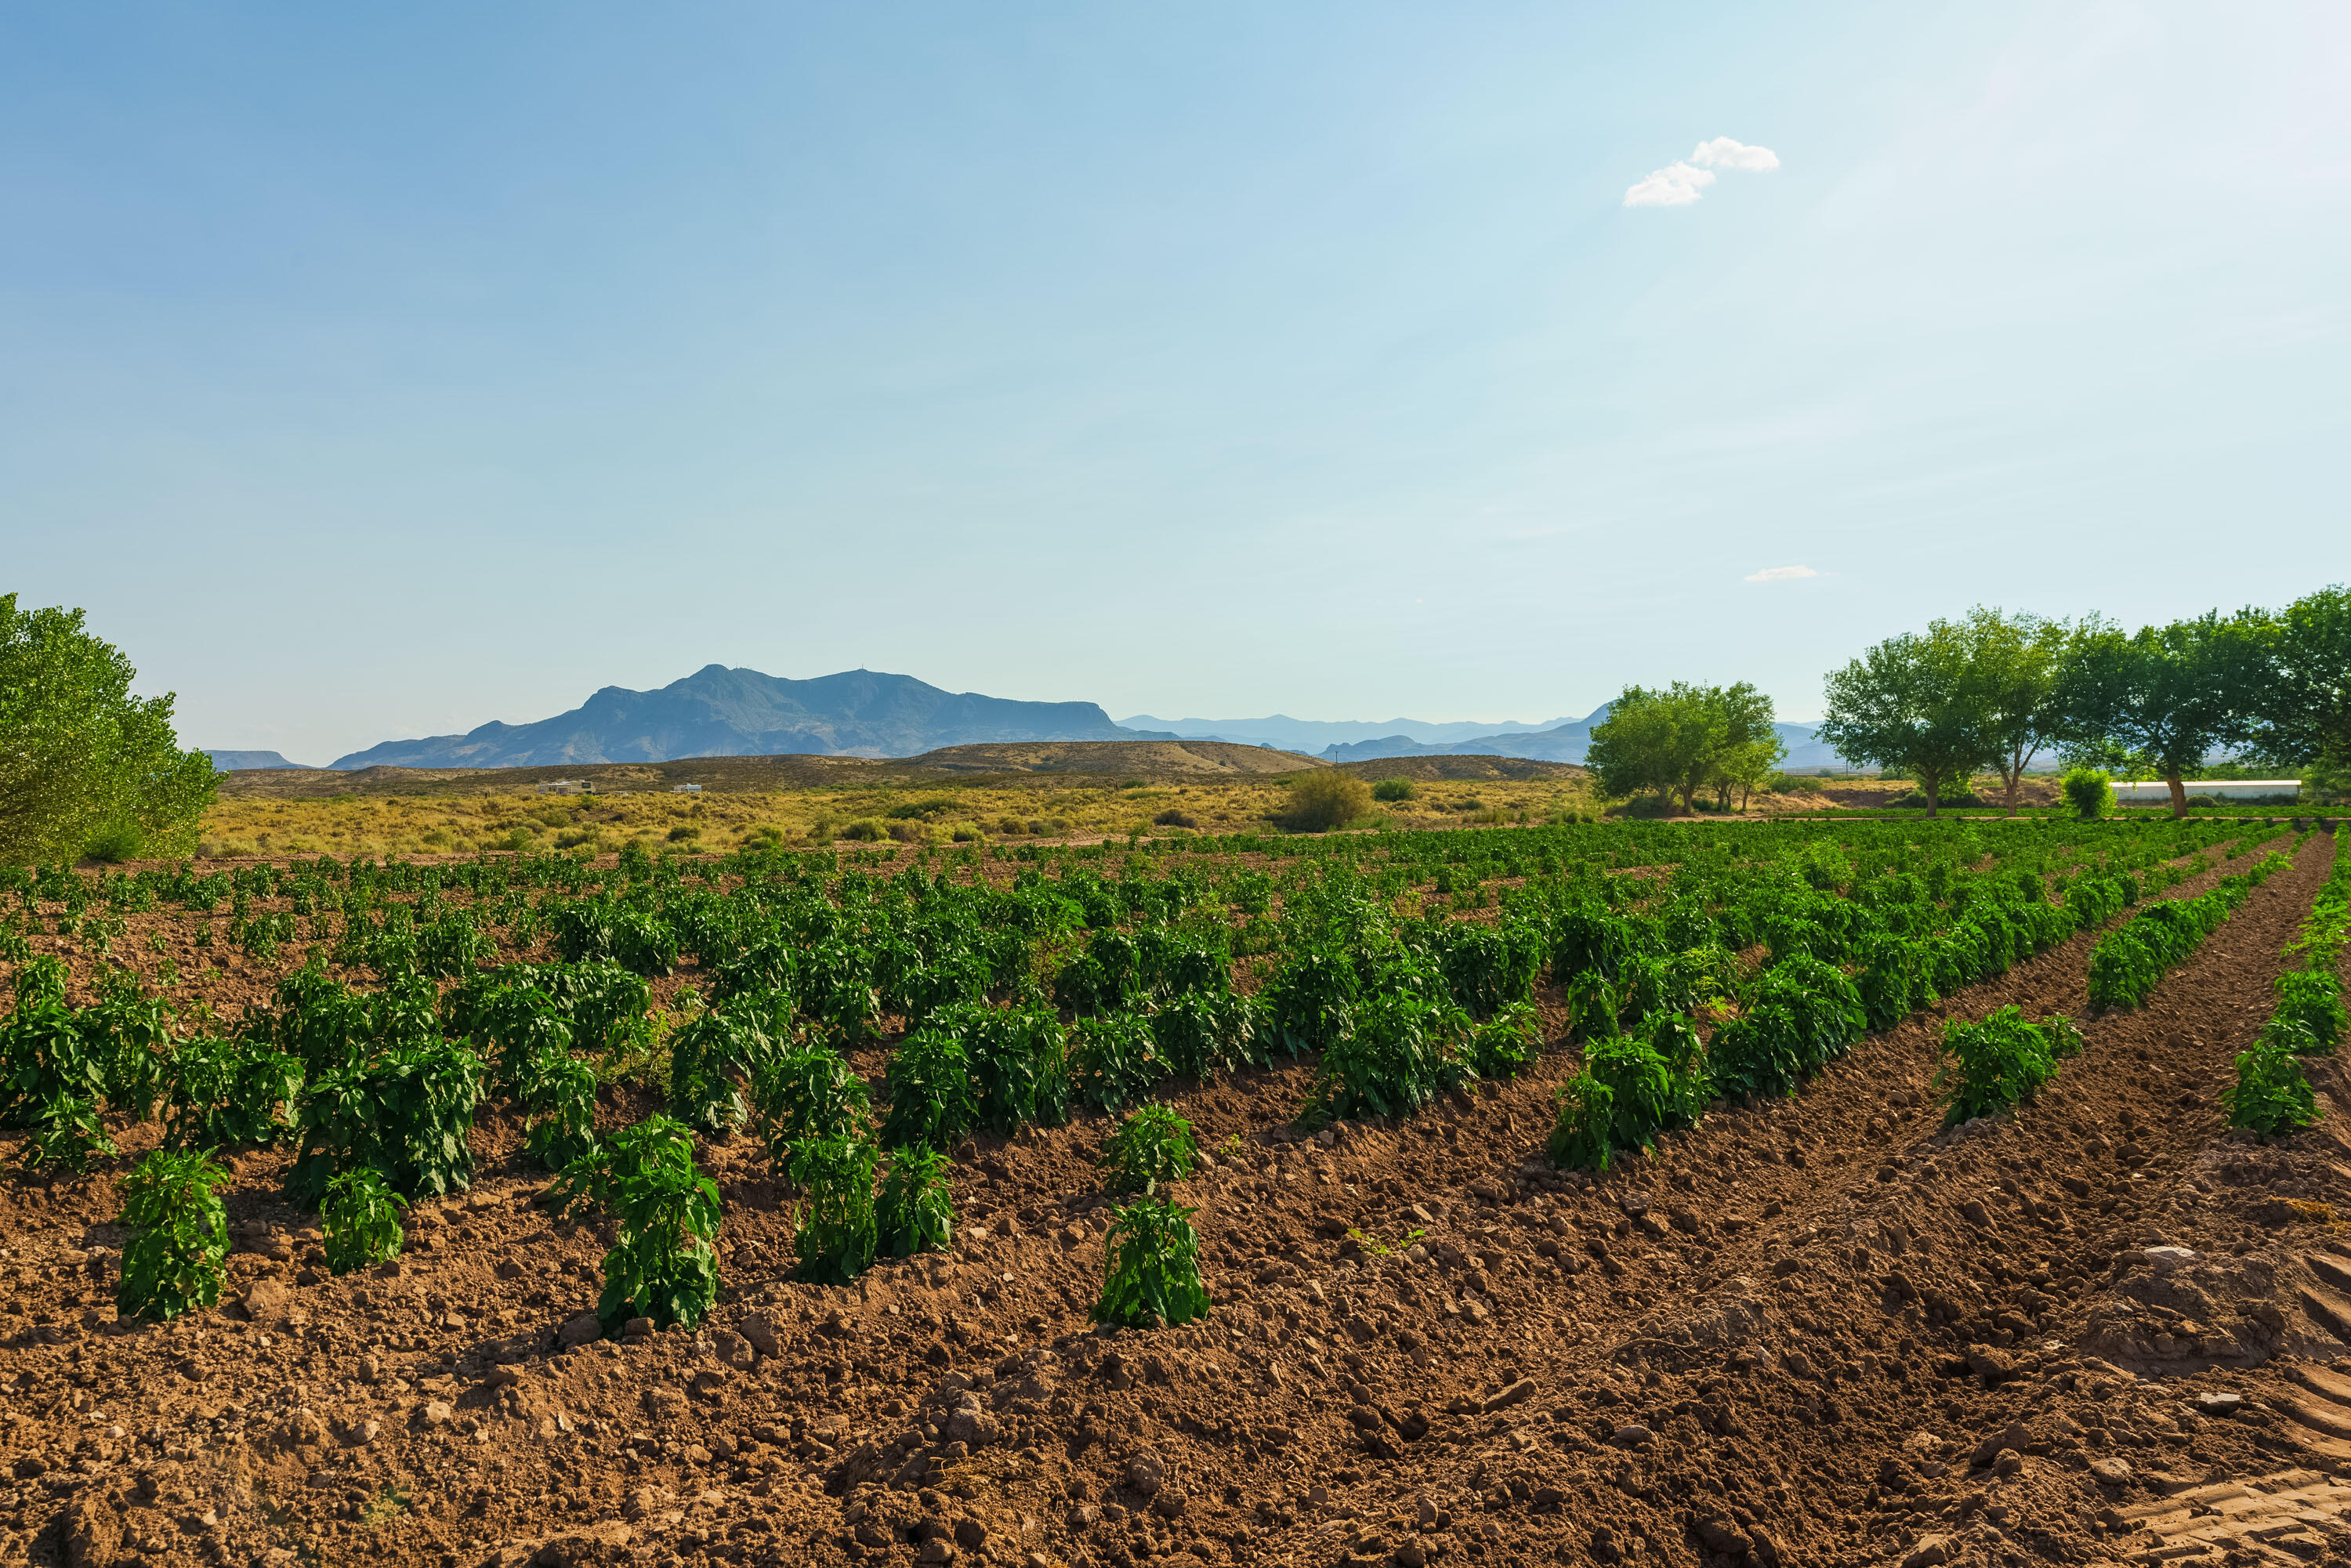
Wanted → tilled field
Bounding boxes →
[5,833,2349,1568]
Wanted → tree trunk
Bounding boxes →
[2003,760,2022,818]
[2167,771,2187,819]
[1924,771,1941,819]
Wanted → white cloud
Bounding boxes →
[1623,162,1715,207]
[1744,564,1817,582]
[1625,137,1779,206]
[1690,136,1780,172]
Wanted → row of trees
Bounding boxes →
[0,594,217,865]
[1585,682,1785,814]
[1817,588,2349,817]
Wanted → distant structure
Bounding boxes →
[670,784,702,793]
[2111,780,2298,805]
[536,780,591,795]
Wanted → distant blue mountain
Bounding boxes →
[330,666,1173,769]
[1116,712,1578,751]
[1320,708,1839,769]
[207,750,314,771]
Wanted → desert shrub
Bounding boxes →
[1302,986,1466,1125]
[1546,1074,1616,1171]
[748,1044,871,1168]
[878,1027,978,1150]
[1371,778,1417,803]
[164,1035,303,1151]
[114,1149,230,1322]
[2062,768,2113,819]
[1464,1001,1542,1080]
[284,1039,484,1208]
[321,1166,407,1275]
[520,1042,600,1171]
[1094,1197,1210,1330]
[789,1135,879,1286]
[2226,1039,2317,1136]
[1276,772,1373,833]
[1933,1005,2067,1125]
[1072,1009,1169,1112]
[875,1145,955,1258]
[2274,969,2346,1054]
[1099,1103,1197,1194]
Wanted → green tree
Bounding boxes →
[0,595,218,865]
[2244,586,2351,770]
[1587,682,1779,815]
[2056,611,2266,818]
[1817,622,1994,817]
[1961,607,2071,817]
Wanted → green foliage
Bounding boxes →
[748,1044,871,1168]
[1302,985,1466,1125]
[1562,972,1618,1041]
[878,1026,979,1150]
[1147,989,1259,1080]
[1708,956,1865,1102]
[165,1035,303,1150]
[1587,681,1783,814]
[321,1166,408,1275]
[1434,919,1545,1019]
[1933,1005,2067,1125]
[1371,778,1417,802]
[1093,1197,1211,1329]
[948,998,1071,1134]
[666,1007,773,1136]
[1545,1074,1614,1171]
[114,1149,230,1322]
[1463,1001,1541,1080]
[1276,771,1373,833]
[586,1115,722,1331]
[789,1135,879,1286]
[2226,1039,2318,1136]
[19,1092,115,1175]
[875,1145,955,1258]
[519,1042,600,1172]
[0,593,218,866]
[2275,969,2346,1055]
[2062,768,2114,819]
[1071,1009,1169,1113]
[1099,1103,1197,1194]
[0,958,104,1128]
[284,1039,484,1208]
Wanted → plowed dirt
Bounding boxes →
[5,833,2346,1568]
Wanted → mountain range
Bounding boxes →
[1314,706,1840,768]
[323,666,1169,770]
[205,666,1845,772]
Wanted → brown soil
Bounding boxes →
[5,835,2346,1568]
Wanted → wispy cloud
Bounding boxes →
[1744,564,1817,582]
[1625,137,1780,207]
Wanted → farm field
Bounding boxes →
[4,816,2350,1568]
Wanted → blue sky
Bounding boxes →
[4,2,2346,762]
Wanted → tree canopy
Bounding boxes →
[2053,610,2268,816]
[1816,621,1991,817]
[0,594,218,865]
[1585,682,1782,815]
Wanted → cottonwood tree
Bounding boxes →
[0,594,218,864]
[2244,585,2351,771]
[2055,610,2267,818]
[1587,682,1780,815]
[1817,621,1991,817]
[1962,607,2073,817]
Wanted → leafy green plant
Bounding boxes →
[875,1145,955,1258]
[114,1149,230,1321]
[2062,768,2113,819]
[788,1135,879,1285]
[19,1094,115,1175]
[1562,972,1618,1042]
[748,1042,871,1171]
[164,1035,304,1150]
[949,998,1071,1133]
[1071,1009,1169,1112]
[1933,1005,2065,1125]
[284,1039,484,1208]
[1464,1001,1541,1080]
[549,1114,721,1329]
[520,1041,600,1172]
[0,957,104,1128]
[878,1026,978,1150]
[1546,1071,1615,1171]
[2225,1039,2317,1136]
[1099,1103,1197,1194]
[2275,970,2346,1055]
[321,1165,407,1275]
[1094,1197,1211,1329]
[1301,984,1465,1126]
[666,1007,773,1136]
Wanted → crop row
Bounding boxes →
[2226,831,2349,1135]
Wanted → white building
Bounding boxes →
[536,780,590,795]
[671,784,702,794]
